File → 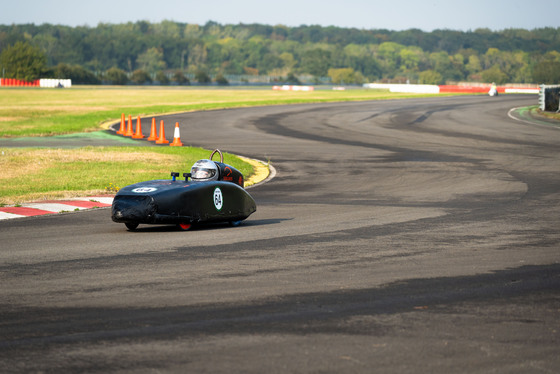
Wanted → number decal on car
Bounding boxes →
[132,187,157,193]
[213,187,223,211]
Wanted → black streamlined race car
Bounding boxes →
[111,149,256,231]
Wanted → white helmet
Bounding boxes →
[191,159,218,181]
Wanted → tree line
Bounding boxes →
[1,21,559,85]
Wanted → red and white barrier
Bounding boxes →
[0,78,40,87]
[363,83,539,94]
[0,196,113,220]
[0,78,72,88]
[273,85,315,91]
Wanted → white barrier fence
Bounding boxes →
[272,85,315,91]
[39,79,72,88]
[363,83,540,95]
[363,83,440,93]
[504,87,540,94]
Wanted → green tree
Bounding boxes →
[481,64,508,84]
[195,70,211,84]
[483,48,498,68]
[510,51,532,83]
[300,49,332,76]
[466,55,482,75]
[378,42,404,62]
[428,51,464,82]
[188,43,208,69]
[533,61,560,84]
[105,67,128,85]
[0,41,47,81]
[544,51,560,62]
[285,72,300,84]
[214,73,229,85]
[50,63,100,84]
[377,42,404,74]
[131,69,152,84]
[172,70,190,85]
[155,71,169,85]
[184,24,203,39]
[399,47,422,71]
[418,70,443,84]
[328,67,364,84]
[279,52,296,70]
[260,53,283,73]
[136,47,166,75]
[153,20,181,38]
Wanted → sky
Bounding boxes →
[1,0,559,31]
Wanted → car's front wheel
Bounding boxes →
[125,222,139,231]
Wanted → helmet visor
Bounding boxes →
[191,167,216,180]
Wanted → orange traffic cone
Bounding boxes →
[147,118,158,141]
[116,113,126,134]
[132,116,144,139]
[170,122,183,147]
[124,114,134,137]
[155,120,169,144]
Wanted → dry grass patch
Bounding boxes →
[0,117,23,122]
[0,146,253,205]
[0,148,177,179]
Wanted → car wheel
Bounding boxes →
[125,222,139,231]
[177,223,192,231]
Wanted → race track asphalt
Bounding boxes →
[1,95,559,373]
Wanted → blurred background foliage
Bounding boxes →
[1,21,559,84]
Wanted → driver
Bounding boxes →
[190,159,219,181]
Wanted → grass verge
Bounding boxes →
[538,109,560,121]
[0,86,438,137]
[0,146,253,205]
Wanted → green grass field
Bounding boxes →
[0,86,436,204]
[0,86,433,137]
[0,146,252,205]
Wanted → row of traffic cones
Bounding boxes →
[116,113,183,146]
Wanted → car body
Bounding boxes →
[111,150,256,231]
